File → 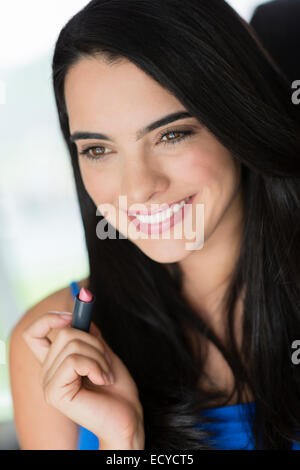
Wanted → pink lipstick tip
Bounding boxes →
[78,287,93,302]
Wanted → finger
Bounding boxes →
[89,322,114,366]
[43,354,107,407]
[89,321,103,339]
[42,339,113,388]
[41,327,111,383]
[22,312,73,363]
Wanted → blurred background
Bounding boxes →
[0,0,285,450]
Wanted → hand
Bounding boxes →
[22,311,145,449]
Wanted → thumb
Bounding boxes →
[22,312,72,363]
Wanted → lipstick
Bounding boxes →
[71,287,96,332]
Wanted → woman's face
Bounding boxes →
[64,56,241,263]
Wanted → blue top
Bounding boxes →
[69,281,300,450]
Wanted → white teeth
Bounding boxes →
[134,196,192,224]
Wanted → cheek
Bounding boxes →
[79,162,117,206]
[173,145,237,188]
[180,145,241,240]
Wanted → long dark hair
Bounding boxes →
[52,0,300,449]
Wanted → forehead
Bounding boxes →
[64,56,183,133]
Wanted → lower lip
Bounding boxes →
[128,194,195,235]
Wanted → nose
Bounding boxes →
[119,153,168,206]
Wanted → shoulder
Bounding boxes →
[8,277,90,449]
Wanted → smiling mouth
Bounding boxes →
[128,194,194,225]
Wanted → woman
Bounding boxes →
[9,0,300,450]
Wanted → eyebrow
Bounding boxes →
[69,110,192,143]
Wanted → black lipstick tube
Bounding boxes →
[71,291,96,332]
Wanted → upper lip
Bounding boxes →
[127,195,192,216]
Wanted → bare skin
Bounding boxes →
[10,278,91,449]
[64,56,251,406]
[10,55,252,451]
[10,277,144,449]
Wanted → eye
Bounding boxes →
[78,128,195,162]
[78,145,111,161]
[158,129,194,146]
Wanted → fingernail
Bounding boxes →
[108,371,114,384]
[104,350,112,366]
[102,371,110,385]
[60,313,72,320]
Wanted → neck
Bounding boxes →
[178,187,244,334]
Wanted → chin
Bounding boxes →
[137,239,190,264]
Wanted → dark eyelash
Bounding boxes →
[78,129,195,162]
[158,128,194,146]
